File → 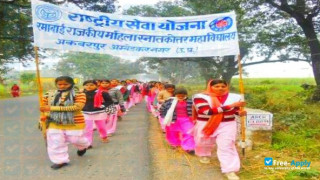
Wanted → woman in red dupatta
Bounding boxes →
[192,79,245,180]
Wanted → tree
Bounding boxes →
[138,57,200,84]
[55,53,146,80]
[241,0,320,101]
[20,72,36,84]
[42,0,117,13]
[0,62,11,84]
[0,0,33,63]
[125,1,202,84]
[266,0,320,101]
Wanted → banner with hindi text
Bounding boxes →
[32,0,240,57]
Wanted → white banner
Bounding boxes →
[32,0,240,57]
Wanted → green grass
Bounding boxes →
[232,78,316,86]
[286,169,320,179]
[0,81,51,99]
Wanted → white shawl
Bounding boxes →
[163,97,178,126]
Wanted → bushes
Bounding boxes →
[0,84,10,97]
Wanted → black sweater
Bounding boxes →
[82,90,113,112]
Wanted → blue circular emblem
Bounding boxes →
[36,5,62,22]
[209,17,233,32]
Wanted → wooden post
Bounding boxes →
[34,46,43,106]
[237,54,246,156]
[34,46,47,143]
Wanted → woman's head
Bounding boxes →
[55,76,75,90]
[120,80,127,86]
[83,80,97,91]
[158,83,164,90]
[94,79,101,86]
[126,79,132,84]
[165,84,175,94]
[100,79,111,89]
[208,79,228,96]
[110,79,119,87]
[154,82,161,88]
[174,87,188,101]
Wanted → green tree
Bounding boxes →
[42,0,117,13]
[20,72,36,84]
[56,53,145,80]
[0,62,11,84]
[0,0,33,62]
[125,1,201,84]
[241,0,320,100]
[138,57,200,84]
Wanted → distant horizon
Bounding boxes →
[7,59,314,79]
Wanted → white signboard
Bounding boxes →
[246,113,273,131]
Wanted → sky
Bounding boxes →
[10,0,314,78]
[115,0,174,12]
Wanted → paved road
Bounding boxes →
[0,96,151,180]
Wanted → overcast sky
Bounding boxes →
[12,0,314,78]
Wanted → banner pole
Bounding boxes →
[34,46,47,144]
[34,46,43,106]
[237,54,246,156]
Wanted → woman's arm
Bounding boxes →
[102,92,114,107]
[116,89,124,105]
[50,92,86,112]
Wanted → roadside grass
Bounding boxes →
[0,79,74,99]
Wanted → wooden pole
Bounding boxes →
[34,46,43,106]
[34,46,47,143]
[237,54,246,156]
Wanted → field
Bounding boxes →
[0,77,81,99]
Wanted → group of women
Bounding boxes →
[39,76,245,180]
[145,79,246,180]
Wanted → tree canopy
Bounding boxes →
[56,53,145,80]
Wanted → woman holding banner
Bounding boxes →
[40,76,90,170]
[192,79,246,180]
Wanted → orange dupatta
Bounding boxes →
[201,80,228,136]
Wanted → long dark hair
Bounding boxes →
[100,79,110,83]
[83,80,97,86]
[174,87,188,95]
